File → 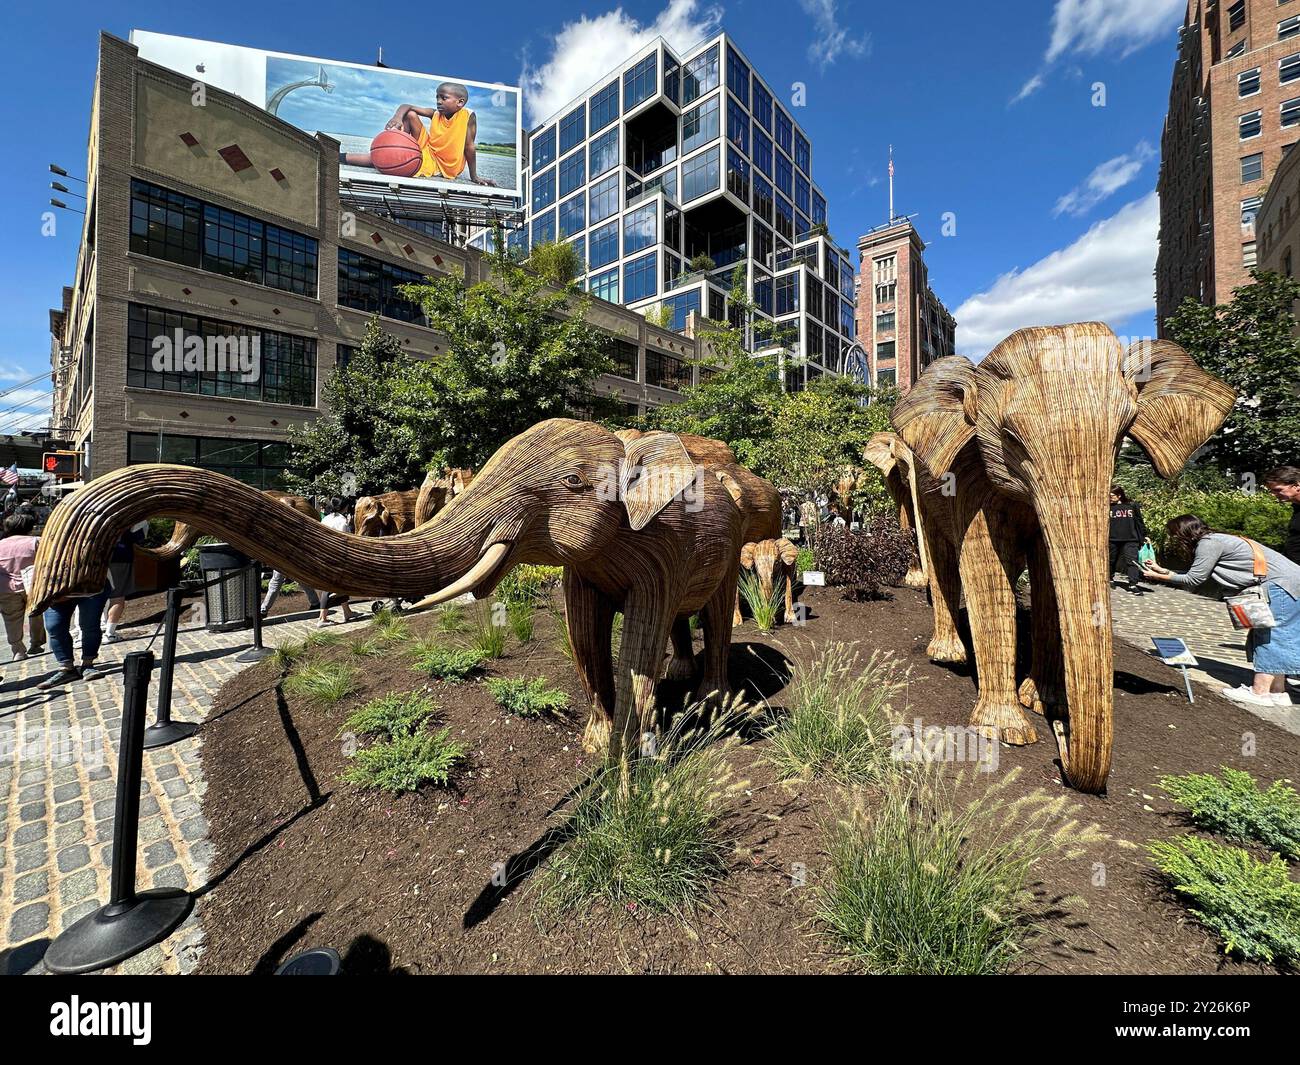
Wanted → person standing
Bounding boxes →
[38,582,111,689]
[1109,486,1149,594]
[1263,467,1300,565]
[317,497,356,627]
[1143,515,1300,708]
[103,522,147,642]
[0,510,45,659]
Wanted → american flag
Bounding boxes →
[0,463,17,488]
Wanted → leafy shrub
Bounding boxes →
[738,571,785,632]
[495,564,563,607]
[469,604,509,659]
[284,662,358,704]
[813,512,912,600]
[145,517,176,547]
[342,691,437,738]
[536,728,744,914]
[795,547,815,575]
[410,640,488,680]
[1159,767,1300,860]
[1148,835,1300,966]
[343,728,466,794]
[486,676,570,717]
[766,643,901,783]
[818,768,1103,974]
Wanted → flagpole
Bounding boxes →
[888,145,895,224]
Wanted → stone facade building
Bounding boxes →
[854,219,955,392]
[1157,0,1300,328]
[52,34,715,484]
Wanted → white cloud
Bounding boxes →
[1014,0,1182,103]
[1045,0,1185,63]
[954,191,1158,358]
[521,0,722,125]
[1009,73,1044,105]
[1053,141,1154,217]
[798,0,871,72]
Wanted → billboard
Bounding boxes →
[130,31,521,199]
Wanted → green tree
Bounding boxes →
[527,240,582,286]
[284,317,426,497]
[1164,270,1300,475]
[395,242,618,467]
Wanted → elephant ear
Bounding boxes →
[777,537,799,566]
[740,542,757,569]
[863,432,900,476]
[1124,340,1236,479]
[891,356,978,476]
[621,432,699,531]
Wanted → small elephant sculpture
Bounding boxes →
[29,419,778,761]
[414,467,474,525]
[735,538,799,624]
[354,489,422,538]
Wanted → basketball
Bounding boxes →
[368,129,422,177]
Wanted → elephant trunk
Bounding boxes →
[137,522,201,563]
[1035,481,1114,794]
[27,465,485,615]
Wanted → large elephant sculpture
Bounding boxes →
[29,419,767,760]
[888,324,1234,793]
[413,467,474,526]
[139,490,316,561]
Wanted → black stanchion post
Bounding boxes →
[236,561,272,663]
[45,651,193,974]
[144,586,198,749]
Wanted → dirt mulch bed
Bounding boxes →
[191,588,1300,975]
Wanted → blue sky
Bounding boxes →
[0,0,1187,435]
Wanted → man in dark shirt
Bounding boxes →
[1109,486,1149,593]
[1263,467,1300,564]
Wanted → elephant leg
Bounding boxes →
[925,532,967,664]
[1020,535,1065,717]
[696,568,738,710]
[732,585,742,626]
[610,594,676,761]
[960,511,1038,746]
[666,617,697,681]
[563,571,616,754]
[783,566,794,623]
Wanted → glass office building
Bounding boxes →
[470,32,856,386]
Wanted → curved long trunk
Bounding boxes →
[138,491,317,562]
[1036,485,1114,794]
[28,465,487,614]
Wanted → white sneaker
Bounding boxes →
[1270,692,1294,707]
[1221,685,1278,707]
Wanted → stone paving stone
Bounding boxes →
[145,839,177,869]
[18,802,46,823]
[151,864,188,890]
[14,844,47,874]
[18,784,45,805]
[13,822,47,846]
[14,871,49,904]
[53,822,87,849]
[55,844,90,874]
[59,867,97,906]
[8,902,49,942]
[60,899,100,933]
[54,802,83,824]
[51,782,81,803]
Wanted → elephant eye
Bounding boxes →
[561,472,588,491]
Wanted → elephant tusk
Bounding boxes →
[422,542,512,605]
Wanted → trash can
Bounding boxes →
[198,543,259,632]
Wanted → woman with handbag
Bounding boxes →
[0,508,46,659]
[1142,514,1300,708]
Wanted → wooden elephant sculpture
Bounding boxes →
[414,467,474,526]
[139,490,316,561]
[30,419,776,761]
[862,434,930,592]
[354,488,421,538]
[735,538,799,624]
[891,324,1234,793]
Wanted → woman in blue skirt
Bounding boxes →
[1143,514,1300,708]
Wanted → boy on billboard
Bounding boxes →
[343,81,498,185]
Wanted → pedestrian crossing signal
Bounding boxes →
[42,451,79,481]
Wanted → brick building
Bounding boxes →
[854,218,955,392]
[51,34,716,484]
[1157,0,1300,329]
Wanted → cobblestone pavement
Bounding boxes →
[0,605,335,975]
[1109,582,1300,736]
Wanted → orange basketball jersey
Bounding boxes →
[416,109,471,179]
